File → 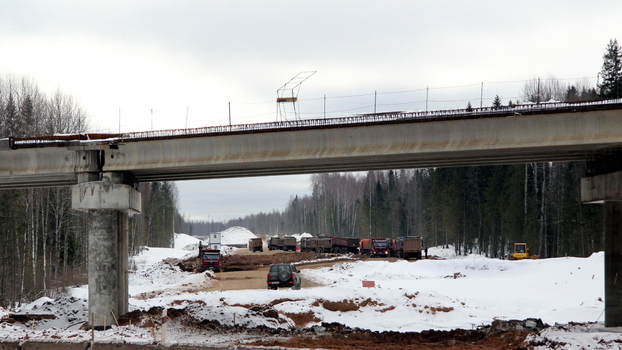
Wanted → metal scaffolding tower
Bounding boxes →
[276,71,316,121]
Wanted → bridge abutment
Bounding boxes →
[582,170,622,327]
[72,173,140,329]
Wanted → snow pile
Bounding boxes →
[220,226,258,245]
[427,244,457,259]
[300,254,604,331]
[130,240,213,299]
[129,259,213,299]
[527,323,622,349]
[288,232,313,241]
[173,233,203,251]
[11,297,88,331]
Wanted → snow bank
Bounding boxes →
[173,233,203,250]
[289,232,313,241]
[221,226,258,245]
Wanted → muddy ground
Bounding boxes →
[168,250,550,349]
[122,305,546,350]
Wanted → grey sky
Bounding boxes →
[2,1,620,221]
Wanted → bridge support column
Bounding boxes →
[72,173,140,329]
[603,202,622,327]
[582,170,622,327]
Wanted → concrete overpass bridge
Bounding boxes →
[2,99,622,328]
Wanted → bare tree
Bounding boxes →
[521,75,567,103]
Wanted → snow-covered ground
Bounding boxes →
[1,230,620,349]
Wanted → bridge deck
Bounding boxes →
[1,100,622,188]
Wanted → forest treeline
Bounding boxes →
[0,76,179,308]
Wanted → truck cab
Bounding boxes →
[371,238,391,257]
[199,242,221,272]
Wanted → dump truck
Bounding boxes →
[391,238,404,258]
[330,237,360,254]
[509,243,538,260]
[317,237,332,253]
[248,237,263,252]
[198,242,221,272]
[359,239,372,255]
[402,236,423,260]
[371,238,392,257]
[282,236,297,251]
[268,236,284,251]
[300,236,318,252]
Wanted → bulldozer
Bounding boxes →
[509,243,538,260]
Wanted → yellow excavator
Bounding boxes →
[509,243,538,260]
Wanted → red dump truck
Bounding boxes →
[371,238,392,257]
[198,242,221,272]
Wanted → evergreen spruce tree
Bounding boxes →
[598,39,622,98]
[580,88,598,101]
[466,101,473,112]
[492,95,502,108]
[566,86,579,102]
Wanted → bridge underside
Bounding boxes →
[127,144,610,183]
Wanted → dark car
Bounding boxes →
[267,263,301,290]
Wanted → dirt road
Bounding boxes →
[207,250,354,291]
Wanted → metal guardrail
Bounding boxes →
[7,98,622,149]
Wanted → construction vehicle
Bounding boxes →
[391,238,404,258]
[282,236,297,251]
[248,237,263,252]
[268,236,284,250]
[370,238,392,257]
[198,242,221,272]
[401,236,423,260]
[316,237,332,253]
[300,236,333,253]
[509,243,538,260]
[359,239,372,255]
[300,236,318,252]
[330,237,360,254]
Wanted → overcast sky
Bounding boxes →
[2,1,621,222]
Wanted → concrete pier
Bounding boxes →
[604,202,622,327]
[582,170,622,327]
[72,173,140,328]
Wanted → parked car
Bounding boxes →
[267,263,301,290]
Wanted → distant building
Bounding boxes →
[208,232,221,250]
